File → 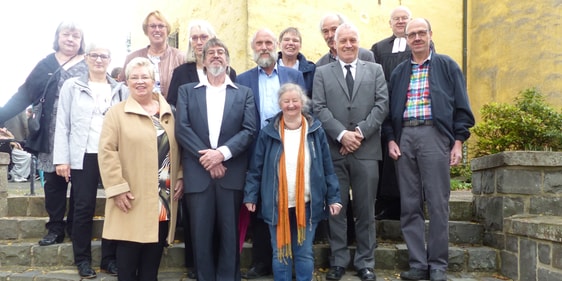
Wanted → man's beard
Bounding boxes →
[207,65,226,77]
[253,51,278,68]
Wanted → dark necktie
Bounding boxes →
[345,64,354,98]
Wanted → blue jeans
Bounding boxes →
[269,206,317,281]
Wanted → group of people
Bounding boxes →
[0,5,475,281]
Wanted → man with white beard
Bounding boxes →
[236,28,306,279]
[176,38,257,281]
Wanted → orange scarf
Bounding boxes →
[277,115,307,262]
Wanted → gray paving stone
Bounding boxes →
[467,247,498,272]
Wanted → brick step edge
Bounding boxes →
[0,217,485,245]
[0,241,499,273]
[0,267,512,281]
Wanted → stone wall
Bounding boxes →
[0,153,9,217]
[471,151,562,281]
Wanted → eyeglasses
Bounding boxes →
[148,24,166,30]
[406,30,429,40]
[88,53,110,61]
[128,76,152,83]
[206,49,226,56]
[191,34,210,42]
[392,16,410,22]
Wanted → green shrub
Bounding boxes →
[471,88,562,157]
[450,164,471,182]
[450,179,471,191]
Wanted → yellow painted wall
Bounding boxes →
[128,0,463,77]
[468,1,562,120]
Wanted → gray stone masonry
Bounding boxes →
[471,151,562,281]
[0,153,9,217]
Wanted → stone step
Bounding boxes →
[376,220,484,245]
[7,196,106,217]
[0,240,500,274]
[4,194,476,221]
[0,216,483,245]
[0,267,511,281]
[0,217,187,243]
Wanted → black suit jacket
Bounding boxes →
[371,35,411,82]
[167,62,237,106]
[175,82,257,193]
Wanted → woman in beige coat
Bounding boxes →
[98,57,183,281]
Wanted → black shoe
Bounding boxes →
[430,269,447,281]
[77,262,97,279]
[357,268,376,281]
[326,266,346,280]
[38,233,64,246]
[241,266,270,279]
[187,269,197,279]
[400,268,429,280]
[101,260,118,276]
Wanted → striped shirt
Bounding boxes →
[403,55,432,121]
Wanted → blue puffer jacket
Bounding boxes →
[243,112,341,226]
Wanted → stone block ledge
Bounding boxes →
[471,151,562,171]
[504,215,562,243]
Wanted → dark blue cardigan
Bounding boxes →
[382,53,475,148]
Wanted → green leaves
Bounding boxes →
[471,88,562,157]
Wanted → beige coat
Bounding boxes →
[98,93,182,244]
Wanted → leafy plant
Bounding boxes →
[450,164,471,181]
[450,179,471,191]
[471,88,562,157]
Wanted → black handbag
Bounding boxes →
[28,99,44,138]
[28,55,76,138]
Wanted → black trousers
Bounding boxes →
[181,197,195,268]
[71,153,116,266]
[116,221,169,281]
[247,206,272,271]
[187,183,242,281]
[375,137,401,215]
[182,196,220,272]
[44,171,73,237]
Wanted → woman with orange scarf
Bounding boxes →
[244,83,342,281]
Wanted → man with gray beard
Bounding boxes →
[237,28,306,279]
[176,38,257,281]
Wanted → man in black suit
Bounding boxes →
[176,38,257,281]
[370,5,412,220]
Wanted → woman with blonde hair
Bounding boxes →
[99,57,183,280]
[167,19,237,106]
[119,10,185,99]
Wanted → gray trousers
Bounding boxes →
[10,148,31,179]
[328,155,378,270]
[396,126,451,271]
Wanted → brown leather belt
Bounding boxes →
[402,119,434,127]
